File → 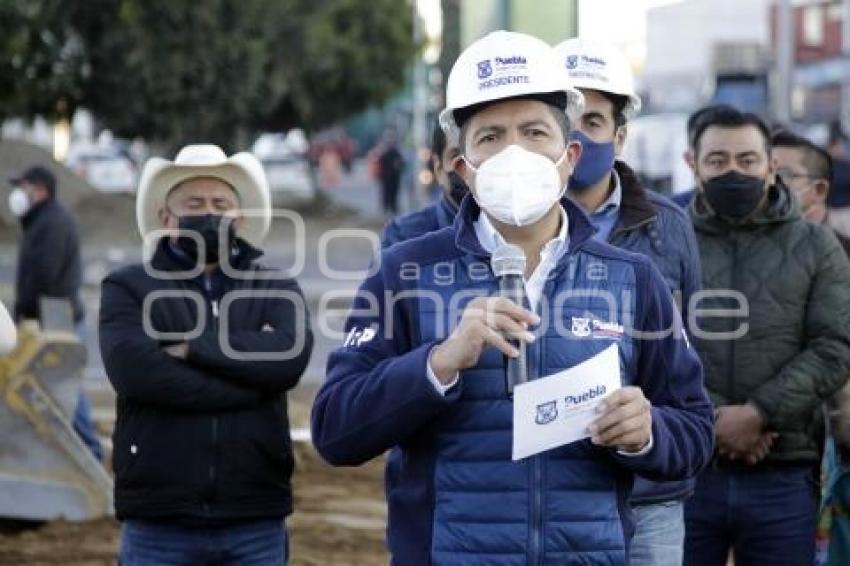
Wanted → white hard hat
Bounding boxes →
[439,30,584,141]
[553,38,642,118]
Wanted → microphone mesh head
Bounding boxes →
[491,244,526,277]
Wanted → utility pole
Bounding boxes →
[411,1,428,211]
[774,0,793,124]
[842,0,850,135]
[498,0,511,29]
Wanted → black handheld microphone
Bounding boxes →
[491,244,529,398]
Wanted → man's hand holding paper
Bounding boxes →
[589,386,653,454]
[512,344,653,460]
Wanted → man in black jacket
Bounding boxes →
[8,165,101,460]
[9,166,84,323]
[99,144,313,565]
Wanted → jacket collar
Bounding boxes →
[691,178,801,233]
[149,235,264,274]
[453,192,597,260]
[20,197,55,228]
[611,161,657,236]
[436,193,458,228]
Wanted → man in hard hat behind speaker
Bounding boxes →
[554,38,703,566]
[313,30,713,563]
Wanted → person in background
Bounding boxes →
[554,37,703,566]
[772,130,850,252]
[682,107,850,566]
[99,144,313,565]
[7,165,102,461]
[377,127,406,218]
[825,123,850,239]
[381,120,466,247]
[671,104,737,210]
[772,129,850,565]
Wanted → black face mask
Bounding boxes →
[446,171,469,208]
[701,170,767,221]
[175,214,235,264]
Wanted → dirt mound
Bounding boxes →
[0,443,389,565]
[0,518,117,566]
[74,192,140,246]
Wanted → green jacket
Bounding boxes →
[690,183,850,464]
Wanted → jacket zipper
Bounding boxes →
[528,321,543,566]
[528,260,571,566]
[728,238,737,402]
[204,273,220,512]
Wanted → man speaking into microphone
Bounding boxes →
[312,31,713,564]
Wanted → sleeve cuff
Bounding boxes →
[616,433,654,457]
[426,352,459,396]
[746,398,771,429]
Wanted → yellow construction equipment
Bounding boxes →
[0,300,112,521]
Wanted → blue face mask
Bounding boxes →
[568,130,616,192]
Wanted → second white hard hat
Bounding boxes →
[440,30,584,141]
[553,38,641,118]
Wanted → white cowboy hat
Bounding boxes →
[136,144,272,246]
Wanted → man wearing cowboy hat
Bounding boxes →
[99,144,313,565]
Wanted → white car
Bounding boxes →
[66,145,138,194]
[252,131,316,203]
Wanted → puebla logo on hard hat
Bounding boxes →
[583,55,606,67]
[477,54,531,91]
[477,60,493,79]
[494,55,527,67]
[568,54,609,82]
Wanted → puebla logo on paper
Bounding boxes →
[565,54,579,70]
[535,400,558,425]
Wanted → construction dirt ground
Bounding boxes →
[0,388,390,566]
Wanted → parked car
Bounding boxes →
[66,144,138,194]
[252,131,316,204]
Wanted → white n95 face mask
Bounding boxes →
[468,144,567,226]
[7,188,31,218]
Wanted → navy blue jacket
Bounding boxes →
[381,193,457,248]
[671,189,695,209]
[610,162,703,505]
[312,196,714,564]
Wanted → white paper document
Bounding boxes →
[512,343,621,461]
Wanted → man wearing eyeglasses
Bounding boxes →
[772,129,850,565]
[772,130,850,253]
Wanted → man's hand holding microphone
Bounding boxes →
[429,244,652,455]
